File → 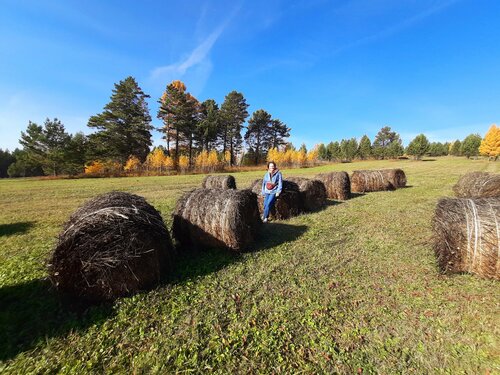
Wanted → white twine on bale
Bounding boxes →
[466,199,481,269]
[62,206,141,236]
[489,202,500,260]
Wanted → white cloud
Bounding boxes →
[149,6,240,95]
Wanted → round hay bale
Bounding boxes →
[315,172,351,200]
[380,169,407,189]
[432,197,499,280]
[249,179,301,220]
[286,177,327,212]
[48,191,173,302]
[453,172,500,198]
[350,170,395,193]
[173,188,261,251]
[201,175,237,190]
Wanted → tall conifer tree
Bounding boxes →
[88,76,153,163]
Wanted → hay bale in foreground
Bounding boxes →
[48,191,173,302]
[315,172,351,200]
[432,197,499,280]
[249,179,301,220]
[173,188,261,251]
[201,175,237,190]
[286,177,327,212]
[351,170,395,193]
[453,172,500,198]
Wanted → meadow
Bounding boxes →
[0,157,499,374]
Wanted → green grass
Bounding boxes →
[1,157,499,374]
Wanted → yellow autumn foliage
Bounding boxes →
[306,146,319,165]
[479,124,500,159]
[224,151,231,165]
[84,160,105,175]
[178,155,189,171]
[124,155,141,172]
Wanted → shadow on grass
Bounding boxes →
[325,200,344,206]
[0,222,308,360]
[0,222,35,237]
[349,192,366,199]
[0,279,114,361]
[171,222,308,283]
[248,222,308,253]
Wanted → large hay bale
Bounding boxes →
[380,169,407,189]
[453,172,500,198]
[351,170,395,193]
[432,197,499,280]
[315,172,351,200]
[201,175,237,190]
[249,179,301,220]
[48,191,173,302]
[173,188,261,251]
[286,177,327,212]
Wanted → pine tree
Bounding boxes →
[461,134,482,159]
[479,124,500,160]
[327,141,341,161]
[245,109,272,164]
[220,91,249,166]
[88,76,153,163]
[0,149,15,178]
[64,132,88,175]
[372,126,402,159]
[406,134,430,160]
[157,80,199,168]
[450,140,461,156]
[358,135,372,159]
[340,138,358,162]
[267,119,290,150]
[19,118,71,176]
[317,143,328,160]
[196,99,220,152]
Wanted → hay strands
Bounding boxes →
[433,197,499,280]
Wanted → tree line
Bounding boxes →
[309,126,497,163]
[2,76,290,177]
[1,76,497,177]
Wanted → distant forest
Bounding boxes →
[0,77,497,178]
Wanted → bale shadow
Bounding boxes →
[171,222,309,283]
[0,278,114,361]
[248,222,308,253]
[0,222,35,237]
[349,192,365,199]
[170,247,241,283]
[325,200,344,206]
[421,159,436,162]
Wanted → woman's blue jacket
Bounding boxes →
[261,170,283,195]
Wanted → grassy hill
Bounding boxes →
[0,157,499,373]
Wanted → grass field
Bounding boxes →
[0,157,499,374]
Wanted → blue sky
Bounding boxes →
[1,0,499,151]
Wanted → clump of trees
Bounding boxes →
[314,126,404,162]
[6,76,291,177]
[4,76,496,179]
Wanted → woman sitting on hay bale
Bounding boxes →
[261,161,283,222]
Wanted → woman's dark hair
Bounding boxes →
[267,161,277,168]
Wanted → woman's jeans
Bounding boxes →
[263,193,277,219]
